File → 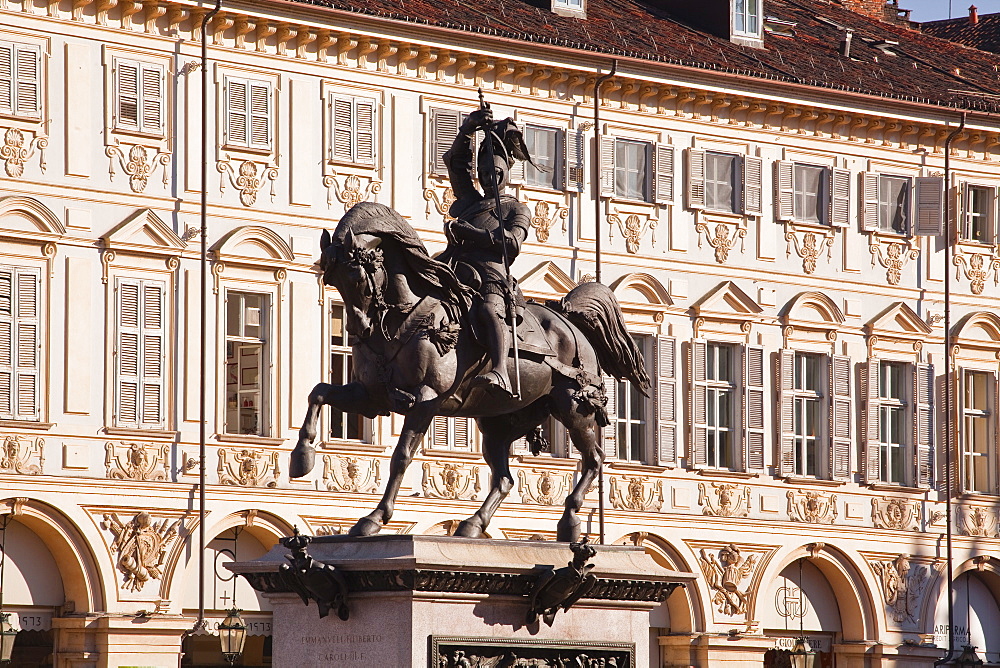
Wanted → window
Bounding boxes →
[733,0,761,36]
[963,184,995,244]
[615,139,648,202]
[962,370,996,494]
[792,353,823,477]
[427,416,478,452]
[0,41,41,119]
[878,362,906,484]
[113,58,163,135]
[687,149,761,215]
[776,162,850,226]
[705,343,735,469]
[553,0,583,10]
[330,93,376,166]
[601,137,674,204]
[329,304,364,441]
[611,335,648,462]
[114,278,165,429]
[524,124,563,190]
[225,292,268,436]
[0,266,39,421]
[879,175,910,234]
[224,76,271,151]
[864,359,933,487]
[862,173,943,236]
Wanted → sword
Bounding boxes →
[477,88,521,400]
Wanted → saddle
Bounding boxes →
[465,301,555,359]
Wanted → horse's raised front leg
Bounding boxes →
[349,397,436,536]
[290,381,375,478]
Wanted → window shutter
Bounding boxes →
[507,148,525,185]
[830,168,851,227]
[141,282,165,428]
[430,415,449,449]
[830,355,851,480]
[742,155,763,216]
[430,108,461,176]
[13,269,39,420]
[654,335,677,467]
[565,129,585,192]
[0,44,12,115]
[690,339,708,468]
[653,143,675,205]
[777,349,795,477]
[601,374,618,457]
[0,270,12,417]
[14,45,40,118]
[331,94,354,162]
[914,176,944,236]
[248,81,271,150]
[863,360,881,484]
[117,61,140,129]
[599,135,615,197]
[743,345,765,472]
[116,279,142,428]
[226,77,248,146]
[861,172,880,231]
[775,161,795,221]
[686,148,706,210]
[355,97,376,166]
[454,416,471,451]
[914,363,933,488]
[140,63,163,134]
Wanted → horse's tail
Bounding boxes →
[557,282,651,396]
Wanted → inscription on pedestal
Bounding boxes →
[299,633,385,664]
[431,636,634,668]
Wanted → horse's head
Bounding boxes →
[319,228,386,339]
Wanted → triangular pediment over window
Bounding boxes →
[212,226,294,266]
[781,291,845,330]
[518,261,577,298]
[0,196,65,242]
[693,281,763,319]
[101,209,186,256]
[866,302,932,340]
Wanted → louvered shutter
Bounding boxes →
[743,345,765,472]
[331,95,354,162]
[653,143,675,205]
[830,355,851,480]
[690,340,708,468]
[863,360,881,483]
[248,81,271,150]
[116,279,142,427]
[141,282,165,428]
[14,270,39,420]
[777,349,796,477]
[226,77,248,146]
[0,270,12,416]
[430,415,449,449]
[742,155,763,216]
[565,129,585,192]
[140,63,163,133]
[602,374,618,457]
[655,336,677,467]
[116,61,140,129]
[0,44,12,115]
[687,148,706,210]
[914,363,933,488]
[355,97,376,165]
[830,168,851,227]
[14,44,40,118]
[861,172,880,231]
[599,135,615,197]
[914,176,944,236]
[775,161,795,221]
[430,108,461,176]
[507,148,525,185]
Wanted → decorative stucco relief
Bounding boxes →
[869,236,918,285]
[217,448,280,487]
[105,441,168,481]
[953,248,1000,295]
[528,200,568,243]
[787,490,838,524]
[421,461,480,500]
[608,209,655,254]
[609,475,663,512]
[424,186,456,221]
[217,157,278,206]
[322,454,380,493]
[0,435,44,475]
[870,554,929,625]
[958,505,999,537]
[1,128,47,177]
[105,141,170,192]
[323,172,381,211]
[517,468,572,506]
[871,496,919,531]
[103,512,183,592]
[698,482,751,518]
[785,226,834,274]
[696,220,746,264]
[698,544,758,616]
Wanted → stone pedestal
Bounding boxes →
[230,534,695,668]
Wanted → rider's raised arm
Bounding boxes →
[441,116,480,202]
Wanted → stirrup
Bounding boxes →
[472,370,514,399]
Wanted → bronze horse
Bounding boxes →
[289,202,649,542]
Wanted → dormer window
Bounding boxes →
[552,0,585,18]
[733,0,762,37]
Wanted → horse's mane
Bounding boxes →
[333,202,470,305]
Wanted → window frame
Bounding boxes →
[112,276,167,431]
[878,174,911,235]
[603,334,654,464]
[961,368,997,495]
[328,91,378,167]
[704,151,739,214]
[0,264,41,422]
[704,342,736,470]
[111,56,165,138]
[962,183,996,245]
[522,123,564,191]
[791,352,824,478]
[222,74,273,153]
[0,39,42,121]
[732,0,762,38]
[223,290,271,437]
[877,360,908,485]
[327,300,367,443]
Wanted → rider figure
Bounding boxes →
[442,107,532,399]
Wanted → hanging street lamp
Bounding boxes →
[948,644,984,668]
[218,607,247,665]
[788,636,817,668]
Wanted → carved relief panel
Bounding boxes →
[693,543,763,619]
[0,435,44,475]
[105,441,168,481]
[871,496,919,531]
[421,461,480,500]
[217,447,280,487]
[786,490,838,524]
[868,553,934,627]
[609,475,664,512]
[322,454,380,493]
[958,505,999,537]
[517,468,572,506]
[698,482,751,518]
[102,512,183,593]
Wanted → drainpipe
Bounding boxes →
[935,111,966,667]
[593,60,616,546]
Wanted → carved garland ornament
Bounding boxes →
[322,454,380,493]
[953,249,1000,295]
[697,482,751,518]
[0,435,44,475]
[103,512,183,592]
[105,141,171,192]
[1,128,47,177]
[699,544,757,616]
[608,209,655,254]
[104,441,168,481]
[869,236,919,285]
[218,448,280,487]
[518,468,572,506]
[323,171,381,211]
[529,200,568,243]
[421,461,480,500]
[696,220,746,264]
[871,554,928,625]
[871,496,919,531]
[786,490,838,524]
[785,227,834,274]
[424,186,457,221]
[608,475,664,512]
[217,157,279,206]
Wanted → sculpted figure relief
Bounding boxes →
[104,512,182,592]
[289,92,650,542]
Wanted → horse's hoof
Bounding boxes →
[556,515,581,543]
[348,517,382,537]
[453,519,483,538]
[288,444,315,478]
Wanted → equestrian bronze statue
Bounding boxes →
[289,100,649,542]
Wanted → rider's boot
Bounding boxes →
[472,303,514,398]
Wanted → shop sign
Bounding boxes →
[7,608,53,632]
[771,635,832,652]
[203,613,272,636]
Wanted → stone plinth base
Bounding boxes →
[230,534,695,668]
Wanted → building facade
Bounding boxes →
[1,0,999,665]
